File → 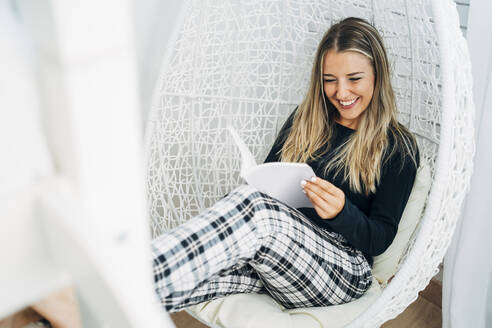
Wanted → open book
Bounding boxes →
[228,126,315,208]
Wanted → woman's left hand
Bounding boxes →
[301,177,345,219]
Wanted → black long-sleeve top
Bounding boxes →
[264,110,419,267]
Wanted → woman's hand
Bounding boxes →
[301,177,345,219]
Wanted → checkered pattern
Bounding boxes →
[152,185,373,312]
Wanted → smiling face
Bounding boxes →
[322,50,375,130]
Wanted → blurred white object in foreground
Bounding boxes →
[0,1,173,327]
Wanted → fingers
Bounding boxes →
[302,178,338,204]
[310,176,342,197]
[301,176,345,219]
[304,189,337,219]
[302,176,342,200]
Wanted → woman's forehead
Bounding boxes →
[322,50,373,74]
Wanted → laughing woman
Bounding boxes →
[152,17,419,312]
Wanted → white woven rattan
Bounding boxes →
[144,0,475,326]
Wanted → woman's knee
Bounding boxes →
[229,184,263,200]
[224,185,295,235]
[224,185,271,210]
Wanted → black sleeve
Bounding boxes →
[320,149,419,256]
[264,108,297,163]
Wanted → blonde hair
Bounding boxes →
[280,17,418,195]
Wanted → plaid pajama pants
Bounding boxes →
[152,185,372,312]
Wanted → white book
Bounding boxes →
[228,126,315,208]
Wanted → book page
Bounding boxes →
[227,126,257,176]
[243,162,315,208]
[228,126,315,208]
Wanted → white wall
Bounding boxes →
[455,0,471,36]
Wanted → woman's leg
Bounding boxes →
[152,186,267,312]
[152,185,372,312]
[174,263,267,311]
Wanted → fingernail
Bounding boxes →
[302,189,306,194]
[300,180,307,187]
[310,176,317,183]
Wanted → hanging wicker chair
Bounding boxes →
[145,0,475,327]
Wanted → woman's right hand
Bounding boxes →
[301,177,345,219]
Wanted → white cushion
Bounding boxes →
[372,162,432,285]
[189,276,382,328]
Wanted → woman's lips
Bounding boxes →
[339,97,359,110]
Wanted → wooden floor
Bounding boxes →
[0,279,441,328]
[170,279,442,328]
[382,279,442,328]
[381,297,441,328]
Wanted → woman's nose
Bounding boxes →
[336,81,350,99]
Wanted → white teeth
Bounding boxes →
[340,98,357,106]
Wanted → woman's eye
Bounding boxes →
[350,77,362,81]
[323,79,336,83]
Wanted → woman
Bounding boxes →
[152,17,419,312]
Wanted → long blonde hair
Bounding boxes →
[280,17,418,195]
